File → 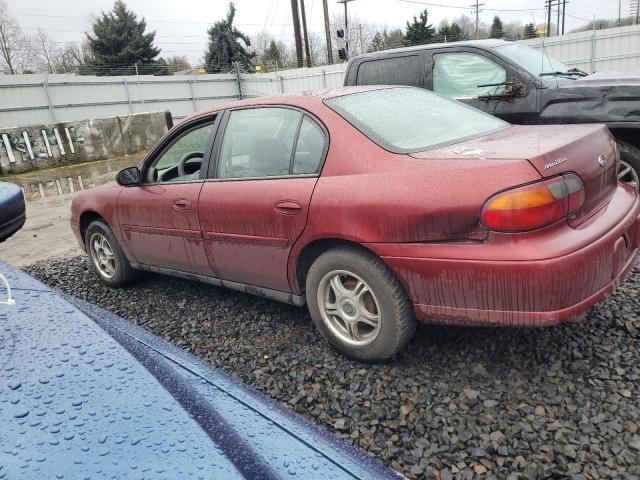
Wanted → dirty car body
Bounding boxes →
[0,182,25,242]
[344,39,640,189]
[0,263,398,479]
[71,86,640,360]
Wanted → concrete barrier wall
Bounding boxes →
[0,111,171,175]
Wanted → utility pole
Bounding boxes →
[290,0,304,68]
[337,0,355,59]
[544,0,560,37]
[322,0,334,64]
[562,0,567,34]
[634,0,640,24]
[300,0,312,67]
[618,0,622,26]
[546,0,551,37]
[469,1,485,40]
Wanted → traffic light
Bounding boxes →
[338,48,347,60]
[336,28,344,38]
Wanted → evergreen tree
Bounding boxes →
[523,23,538,39]
[203,2,254,73]
[489,16,505,39]
[383,29,405,49]
[85,0,165,76]
[262,40,282,69]
[369,31,384,52]
[404,9,436,46]
[436,21,467,43]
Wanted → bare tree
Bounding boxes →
[331,12,380,58]
[33,28,58,73]
[0,0,35,74]
[251,30,272,64]
[164,55,192,73]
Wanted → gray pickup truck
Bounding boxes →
[344,39,640,190]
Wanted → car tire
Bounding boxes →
[618,141,640,191]
[305,246,416,362]
[84,219,138,287]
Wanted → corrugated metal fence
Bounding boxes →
[0,64,347,129]
[521,23,640,73]
[1,23,640,129]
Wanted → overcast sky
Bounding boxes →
[8,0,630,64]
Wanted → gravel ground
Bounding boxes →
[28,256,640,480]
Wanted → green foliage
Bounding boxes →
[489,16,505,39]
[368,29,405,52]
[404,9,436,46]
[203,2,254,73]
[262,40,282,68]
[523,23,538,39]
[436,21,468,43]
[84,0,165,76]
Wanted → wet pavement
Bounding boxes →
[0,154,144,201]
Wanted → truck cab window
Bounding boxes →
[433,52,507,99]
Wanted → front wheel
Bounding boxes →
[305,246,416,362]
[85,219,138,287]
[618,141,640,191]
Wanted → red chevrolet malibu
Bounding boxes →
[71,86,640,361]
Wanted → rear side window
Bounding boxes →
[218,108,301,179]
[293,118,325,174]
[433,52,507,99]
[356,56,420,87]
[325,87,508,153]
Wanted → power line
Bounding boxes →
[397,0,546,12]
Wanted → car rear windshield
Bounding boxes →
[324,87,509,153]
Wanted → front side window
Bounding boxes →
[356,56,420,87]
[147,121,215,183]
[325,87,509,153]
[491,43,573,85]
[218,108,301,179]
[433,52,507,99]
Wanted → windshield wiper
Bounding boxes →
[539,70,586,79]
[567,67,588,76]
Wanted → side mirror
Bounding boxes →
[0,182,26,243]
[478,81,525,99]
[116,167,141,186]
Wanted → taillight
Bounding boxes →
[482,174,585,232]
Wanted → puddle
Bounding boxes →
[0,154,145,201]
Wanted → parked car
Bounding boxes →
[71,86,640,361]
[0,181,25,242]
[0,261,398,479]
[343,39,640,191]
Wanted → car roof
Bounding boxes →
[180,85,396,123]
[0,262,399,480]
[350,38,514,61]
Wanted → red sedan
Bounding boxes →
[71,86,640,361]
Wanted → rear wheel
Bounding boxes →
[85,220,138,287]
[617,141,640,191]
[305,246,416,362]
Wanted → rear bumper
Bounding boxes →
[366,184,640,327]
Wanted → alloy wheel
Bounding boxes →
[89,232,116,279]
[618,159,639,191]
[317,270,382,347]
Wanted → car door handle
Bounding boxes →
[173,198,192,211]
[274,200,302,215]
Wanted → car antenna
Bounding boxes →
[530,11,559,89]
[0,273,15,306]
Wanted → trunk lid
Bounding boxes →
[411,124,618,225]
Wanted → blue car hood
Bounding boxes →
[0,263,398,480]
